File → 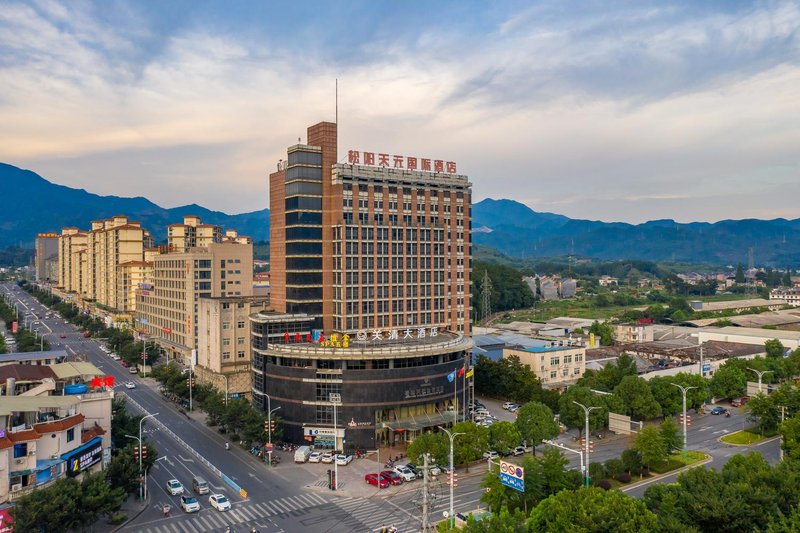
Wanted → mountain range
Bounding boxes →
[2,162,798,265]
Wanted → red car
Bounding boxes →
[120,361,129,368]
[365,473,389,489]
[380,470,403,486]
[59,333,66,339]
[82,331,91,338]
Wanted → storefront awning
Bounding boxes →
[381,410,458,432]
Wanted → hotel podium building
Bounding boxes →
[252,122,473,451]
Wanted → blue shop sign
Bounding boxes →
[62,437,103,477]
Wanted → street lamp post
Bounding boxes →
[268,404,281,466]
[573,401,599,488]
[221,373,230,406]
[438,425,464,530]
[330,393,342,490]
[747,368,773,394]
[129,413,158,501]
[671,383,697,456]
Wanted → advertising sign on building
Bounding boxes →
[499,460,525,492]
[11,321,17,333]
[67,440,103,477]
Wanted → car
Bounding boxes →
[129,367,138,374]
[335,454,353,466]
[513,446,527,456]
[59,333,66,339]
[731,396,751,408]
[430,465,442,476]
[180,494,200,513]
[125,382,136,389]
[393,465,416,481]
[208,494,231,512]
[111,354,121,360]
[710,406,727,415]
[119,361,129,368]
[502,402,515,410]
[365,473,389,488]
[166,479,184,495]
[82,331,91,338]
[483,451,499,460]
[509,405,521,413]
[308,451,322,463]
[320,453,334,464]
[404,463,420,477]
[380,470,403,485]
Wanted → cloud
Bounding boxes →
[0,0,798,223]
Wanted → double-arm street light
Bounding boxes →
[671,383,697,456]
[573,401,600,488]
[438,425,464,530]
[125,412,158,501]
[747,368,773,394]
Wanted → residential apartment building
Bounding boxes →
[770,288,800,307]
[0,362,112,504]
[57,228,88,294]
[116,260,153,313]
[168,215,223,251]
[613,323,655,344]
[35,233,59,282]
[195,295,269,399]
[269,121,471,334]
[137,241,253,363]
[85,216,153,309]
[503,345,586,389]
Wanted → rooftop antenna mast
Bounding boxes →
[335,78,338,157]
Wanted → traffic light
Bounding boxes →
[141,446,147,460]
[678,414,692,426]
[445,471,458,487]
[579,438,594,452]
[133,446,139,460]
[270,419,276,432]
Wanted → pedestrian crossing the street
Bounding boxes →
[133,492,330,532]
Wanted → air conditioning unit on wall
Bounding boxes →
[11,483,22,491]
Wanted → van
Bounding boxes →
[192,476,209,495]
[294,445,312,463]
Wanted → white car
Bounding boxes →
[513,446,527,456]
[111,354,120,360]
[502,402,515,410]
[166,479,184,495]
[393,465,416,481]
[335,454,353,466]
[180,494,200,513]
[209,494,231,512]
[308,451,322,463]
[430,465,442,476]
[320,453,334,464]
[125,382,136,389]
[483,451,499,460]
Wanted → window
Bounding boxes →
[237,320,245,329]
[67,428,75,442]
[574,367,581,375]
[550,371,557,379]
[562,368,569,377]
[222,322,231,330]
[575,354,583,362]
[564,355,572,364]
[13,442,27,458]
[222,351,231,360]
[223,338,231,346]
[237,337,245,345]
[550,356,560,366]
[237,350,246,358]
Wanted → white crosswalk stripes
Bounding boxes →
[332,497,413,533]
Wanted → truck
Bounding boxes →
[294,445,312,463]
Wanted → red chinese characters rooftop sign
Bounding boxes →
[347,150,457,174]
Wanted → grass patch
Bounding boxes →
[649,451,706,474]
[721,429,770,445]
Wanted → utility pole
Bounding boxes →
[699,344,704,377]
[422,453,429,532]
[780,406,787,462]
[573,401,599,488]
[438,426,463,530]
[480,270,492,323]
[672,383,697,456]
[330,393,342,490]
[747,368,773,394]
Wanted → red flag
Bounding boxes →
[294,332,301,343]
[457,367,465,378]
[306,333,312,342]
[283,332,289,343]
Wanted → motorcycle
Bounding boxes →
[225,442,230,450]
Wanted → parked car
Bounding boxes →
[710,406,727,415]
[509,405,521,413]
[119,361,129,368]
[393,465,416,481]
[483,451,499,460]
[513,446,527,456]
[59,333,66,339]
[166,479,184,495]
[180,494,200,513]
[209,494,231,512]
[502,402,515,410]
[365,473,389,489]
[731,396,751,407]
[404,463,421,477]
[335,454,353,466]
[320,453,334,464]
[380,470,403,485]
[308,451,322,463]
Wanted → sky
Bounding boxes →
[1,0,799,223]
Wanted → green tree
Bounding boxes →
[514,401,559,456]
[528,487,658,532]
[613,376,663,420]
[746,393,780,434]
[489,421,521,453]
[77,471,126,529]
[577,354,638,392]
[10,476,83,532]
[766,339,787,358]
[709,363,747,400]
[453,506,527,532]
[406,431,448,467]
[779,416,800,461]
[452,421,489,470]
[106,449,140,494]
[588,320,614,346]
[558,387,607,437]
[735,264,745,284]
[648,373,708,416]
[633,426,668,468]
[660,417,682,452]
[621,448,642,474]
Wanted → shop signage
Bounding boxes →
[347,150,457,173]
[285,327,441,348]
[303,427,344,437]
[404,384,444,400]
[67,440,103,477]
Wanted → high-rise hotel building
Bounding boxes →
[252,122,473,450]
[269,122,470,334]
